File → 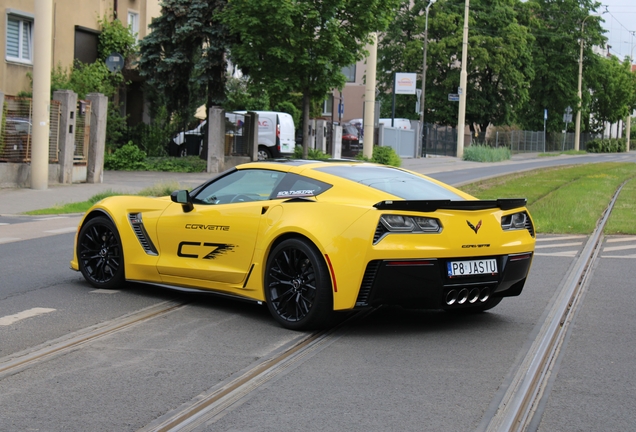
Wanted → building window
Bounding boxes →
[6,15,33,64]
[342,64,356,83]
[322,97,333,116]
[128,11,139,42]
[74,26,99,64]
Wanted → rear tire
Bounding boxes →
[264,238,334,330]
[77,216,125,289]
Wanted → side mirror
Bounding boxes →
[170,190,194,213]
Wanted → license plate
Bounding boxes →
[447,259,497,277]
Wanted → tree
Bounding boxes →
[223,0,400,156]
[378,0,534,137]
[517,0,606,132]
[138,0,233,119]
[588,57,636,135]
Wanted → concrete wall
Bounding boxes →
[0,163,60,188]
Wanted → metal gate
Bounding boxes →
[74,100,91,163]
[0,96,61,162]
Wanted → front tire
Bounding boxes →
[77,216,125,289]
[264,238,334,330]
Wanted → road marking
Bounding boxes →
[0,223,9,226]
[603,244,636,252]
[37,216,71,221]
[535,242,582,249]
[0,308,56,326]
[601,254,636,259]
[536,235,586,242]
[605,237,636,243]
[0,237,22,244]
[90,289,120,294]
[44,227,78,234]
[534,251,578,257]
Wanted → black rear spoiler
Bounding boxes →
[373,198,527,212]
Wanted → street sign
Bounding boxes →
[448,94,460,102]
[394,73,417,94]
[544,109,548,120]
[563,114,572,123]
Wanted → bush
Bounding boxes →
[104,141,148,170]
[585,138,626,153]
[145,156,206,172]
[463,145,511,162]
[355,145,402,167]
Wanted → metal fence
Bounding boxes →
[422,124,458,156]
[0,96,61,162]
[74,100,91,162]
[489,130,599,152]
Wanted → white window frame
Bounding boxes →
[6,11,34,65]
[127,11,139,42]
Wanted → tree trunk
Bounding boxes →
[302,89,311,159]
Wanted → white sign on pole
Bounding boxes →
[395,73,417,94]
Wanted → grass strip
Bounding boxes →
[25,182,183,215]
[460,162,636,234]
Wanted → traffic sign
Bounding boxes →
[448,94,460,102]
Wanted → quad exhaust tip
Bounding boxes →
[445,287,491,306]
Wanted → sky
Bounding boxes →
[599,0,636,60]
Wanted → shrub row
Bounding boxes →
[462,144,511,162]
[585,138,627,153]
[104,142,206,172]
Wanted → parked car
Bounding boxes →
[71,159,536,330]
[379,118,412,130]
[229,111,296,160]
[341,123,361,157]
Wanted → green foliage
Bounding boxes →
[224,76,270,112]
[122,106,174,156]
[585,138,626,153]
[370,145,402,167]
[106,104,128,152]
[144,156,207,172]
[588,57,636,131]
[292,145,329,160]
[379,0,534,132]
[273,100,301,129]
[104,141,148,170]
[463,145,511,162]
[104,141,206,172]
[97,16,138,61]
[517,0,606,132]
[223,0,400,152]
[139,0,233,119]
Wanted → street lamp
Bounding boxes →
[419,0,436,156]
[574,13,602,151]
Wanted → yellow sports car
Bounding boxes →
[71,160,535,330]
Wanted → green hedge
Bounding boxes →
[586,138,626,153]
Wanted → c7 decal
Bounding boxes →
[177,241,236,259]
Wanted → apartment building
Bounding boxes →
[2,0,160,121]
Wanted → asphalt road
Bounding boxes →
[1,155,635,431]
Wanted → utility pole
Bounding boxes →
[31,0,53,190]
[363,32,378,159]
[456,0,469,158]
[419,0,436,158]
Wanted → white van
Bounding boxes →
[232,111,296,160]
[379,118,412,130]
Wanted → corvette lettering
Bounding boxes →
[461,244,491,248]
[185,224,229,231]
[177,241,236,259]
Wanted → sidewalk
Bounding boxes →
[0,154,541,215]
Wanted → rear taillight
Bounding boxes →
[276,123,280,139]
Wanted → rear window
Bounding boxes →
[315,165,465,200]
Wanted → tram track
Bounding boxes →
[0,300,187,378]
[482,181,628,432]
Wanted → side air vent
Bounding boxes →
[373,222,389,244]
[525,214,535,238]
[355,261,380,307]
[128,213,158,256]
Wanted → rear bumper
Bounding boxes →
[354,252,533,310]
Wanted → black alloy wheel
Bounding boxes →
[265,238,333,330]
[77,216,125,289]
